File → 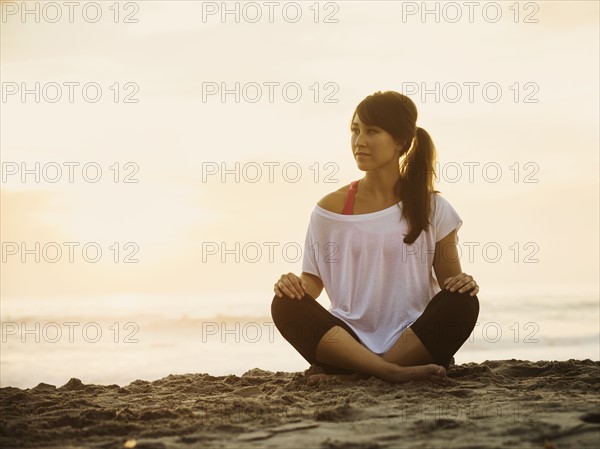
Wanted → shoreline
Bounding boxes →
[1,358,599,449]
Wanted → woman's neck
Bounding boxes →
[358,172,401,202]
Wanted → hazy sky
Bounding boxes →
[1,1,598,304]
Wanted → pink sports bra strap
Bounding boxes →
[342,180,359,215]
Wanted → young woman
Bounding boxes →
[271,91,480,386]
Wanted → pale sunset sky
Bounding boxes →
[1,1,598,309]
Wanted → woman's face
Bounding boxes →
[350,115,399,169]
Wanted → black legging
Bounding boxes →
[271,288,480,374]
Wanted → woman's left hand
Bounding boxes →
[444,273,479,297]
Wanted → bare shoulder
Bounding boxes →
[317,183,352,214]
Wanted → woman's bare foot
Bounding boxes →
[384,363,447,384]
[306,364,447,386]
[304,361,447,386]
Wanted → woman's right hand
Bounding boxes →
[274,272,307,299]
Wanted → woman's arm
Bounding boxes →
[432,229,463,289]
[300,272,324,299]
[433,230,479,296]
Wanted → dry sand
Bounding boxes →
[1,359,599,449]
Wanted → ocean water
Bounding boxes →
[1,290,598,389]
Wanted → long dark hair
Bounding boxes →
[350,91,440,244]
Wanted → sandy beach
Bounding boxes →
[1,358,598,449]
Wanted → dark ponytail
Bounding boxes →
[395,126,439,244]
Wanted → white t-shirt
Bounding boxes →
[301,192,463,355]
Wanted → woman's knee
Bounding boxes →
[440,289,480,324]
[270,292,302,324]
[270,293,287,321]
